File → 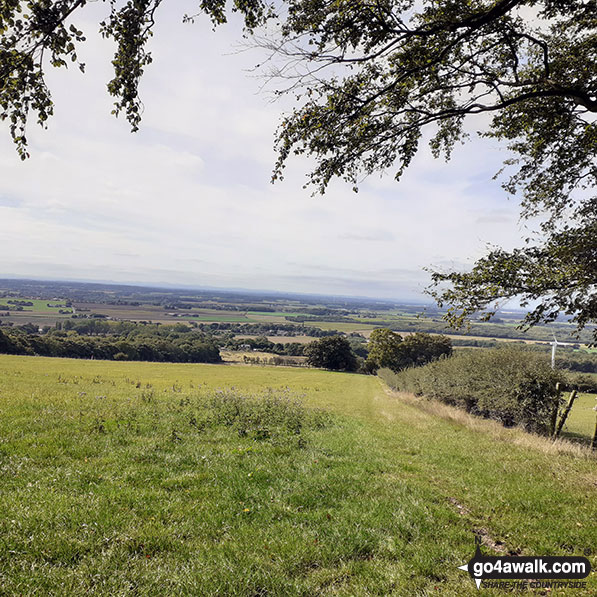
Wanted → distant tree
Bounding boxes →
[400,333,452,368]
[347,335,369,359]
[366,329,452,373]
[304,336,357,371]
[366,329,403,372]
[0,329,11,354]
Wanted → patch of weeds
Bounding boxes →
[92,417,106,434]
[140,390,154,403]
[197,391,334,444]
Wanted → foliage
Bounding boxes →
[346,334,368,359]
[566,372,597,394]
[0,324,221,363]
[380,346,566,435]
[224,334,306,356]
[527,343,597,375]
[55,317,340,339]
[241,354,306,367]
[429,228,597,343]
[304,335,357,371]
[366,329,452,373]
[366,328,404,372]
[399,332,453,368]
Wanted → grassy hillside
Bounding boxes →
[0,355,595,595]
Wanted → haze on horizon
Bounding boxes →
[0,2,528,301]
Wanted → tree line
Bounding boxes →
[196,322,340,337]
[303,332,453,374]
[0,325,220,364]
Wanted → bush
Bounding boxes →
[380,347,566,435]
[566,372,597,393]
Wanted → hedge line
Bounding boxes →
[379,347,566,435]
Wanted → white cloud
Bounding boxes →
[0,2,527,300]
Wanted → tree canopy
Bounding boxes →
[304,336,358,371]
[2,1,596,337]
[366,329,452,373]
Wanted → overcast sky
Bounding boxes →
[0,2,530,300]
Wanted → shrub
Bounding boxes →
[380,347,566,435]
[566,372,597,393]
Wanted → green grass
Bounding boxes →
[182,313,250,322]
[181,310,307,323]
[0,355,595,595]
[245,311,307,317]
[310,321,380,333]
[0,298,72,314]
[563,393,597,444]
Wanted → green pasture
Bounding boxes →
[182,313,250,323]
[309,321,380,333]
[563,393,597,444]
[0,298,72,313]
[180,309,310,323]
[0,355,595,595]
[246,311,307,318]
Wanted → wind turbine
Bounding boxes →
[550,330,562,369]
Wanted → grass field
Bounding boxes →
[183,313,251,323]
[219,350,307,365]
[309,321,380,333]
[0,298,72,314]
[245,311,308,318]
[0,355,595,595]
[564,393,597,444]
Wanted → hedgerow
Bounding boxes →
[379,347,566,435]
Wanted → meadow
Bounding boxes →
[0,355,595,595]
[0,299,71,313]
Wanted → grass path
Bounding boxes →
[0,356,595,595]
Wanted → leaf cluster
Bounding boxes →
[380,345,566,435]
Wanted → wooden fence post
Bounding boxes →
[554,390,578,439]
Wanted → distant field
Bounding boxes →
[183,311,318,323]
[73,302,165,321]
[2,292,592,347]
[245,311,307,318]
[309,321,380,333]
[183,312,251,323]
[0,298,72,314]
[236,335,318,344]
[564,393,597,444]
[0,355,595,595]
[220,350,308,365]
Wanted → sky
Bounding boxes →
[0,2,530,301]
